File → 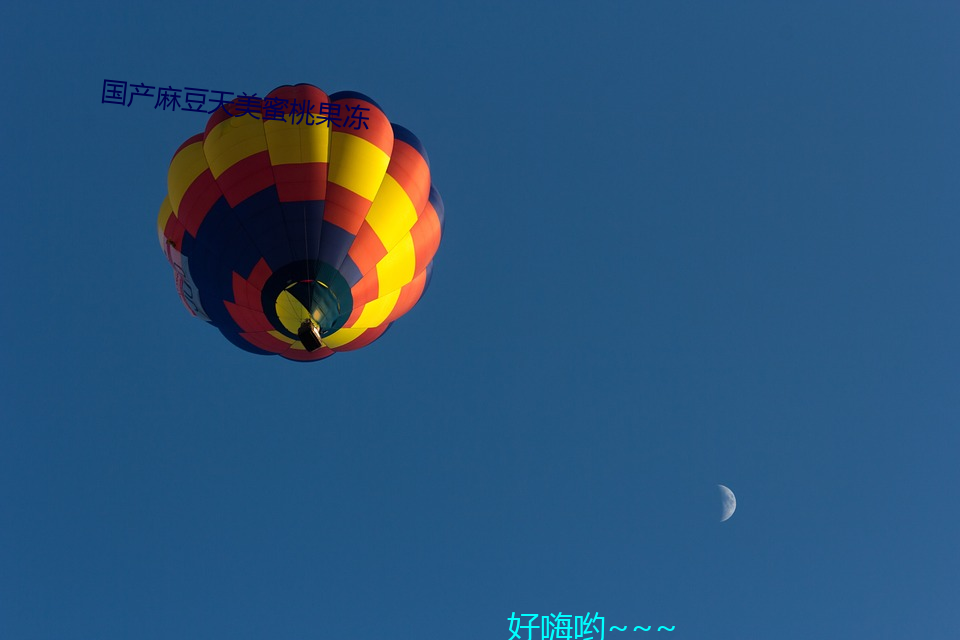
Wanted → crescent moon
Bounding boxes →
[718,484,737,522]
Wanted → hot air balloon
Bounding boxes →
[157,84,444,361]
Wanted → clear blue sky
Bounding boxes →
[2,2,959,638]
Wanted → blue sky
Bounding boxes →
[2,2,959,638]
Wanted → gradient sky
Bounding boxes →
[2,2,959,638]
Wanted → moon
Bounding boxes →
[718,484,736,522]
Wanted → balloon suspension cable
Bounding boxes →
[302,208,310,324]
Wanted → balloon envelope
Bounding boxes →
[157,84,444,361]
